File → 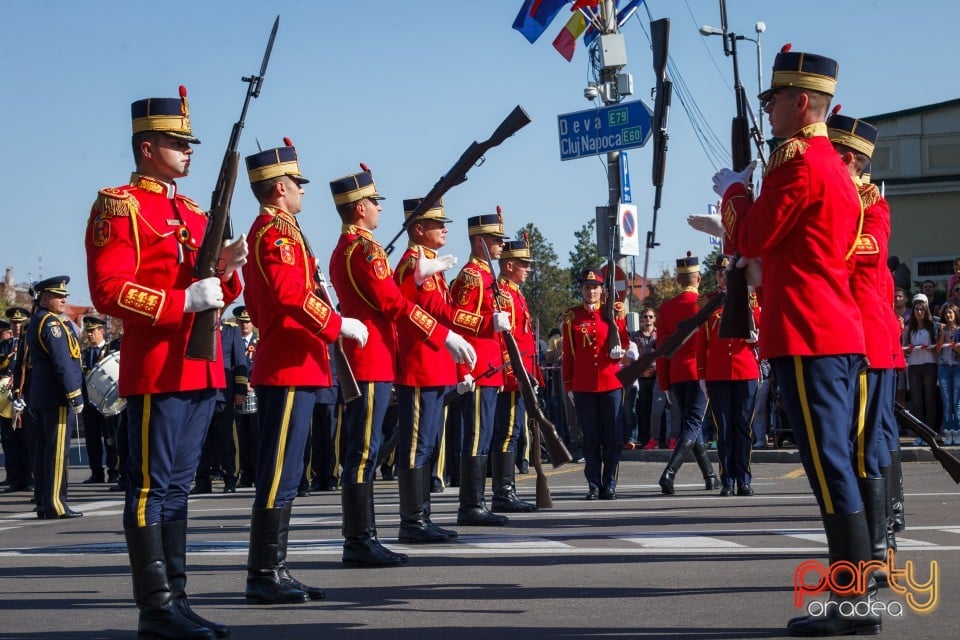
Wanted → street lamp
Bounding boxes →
[700,20,765,140]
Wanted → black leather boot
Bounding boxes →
[491,451,537,513]
[787,511,881,636]
[398,467,447,543]
[125,525,215,640]
[692,441,720,490]
[457,455,509,526]
[245,507,309,604]
[341,483,408,566]
[276,504,324,599]
[859,477,889,586]
[880,464,897,553]
[161,520,230,638]
[659,439,692,495]
[421,466,457,539]
[889,449,905,531]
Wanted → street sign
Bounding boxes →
[618,203,639,256]
[557,100,653,161]
[620,152,632,203]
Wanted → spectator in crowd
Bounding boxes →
[921,280,944,314]
[937,281,960,320]
[936,303,960,445]
[893,288,911,325]
[903,293,939,444]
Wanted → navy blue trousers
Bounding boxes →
[707,379,758,487]
[771,355,863,515]
[459,386,499,458]
[339,381,391,484]
[254,386,316,508]
[673,380,708,445]
[34,407,74,516]
[573,389,622,492]
[493,390,526,454]
[123,390,215,528]
[397,385,446,469]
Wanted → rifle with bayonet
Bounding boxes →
[443,359,517,406]
[186,16,279,360]
[713,0,765,340]
[617,292,726,387]
[383,105,531,256]
[895,402,960,483]
[479,235,572,510]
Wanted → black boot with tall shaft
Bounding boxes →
[161,520,230,637]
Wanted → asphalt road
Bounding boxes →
[1,456,957,639]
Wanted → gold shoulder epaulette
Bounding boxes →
[269,215,300,243]
[456,267,482,289]
[859,183,881,208]
[764,137,810,178]
[94,187,139,218]
[561,307,575,323]
[177,194,206,216]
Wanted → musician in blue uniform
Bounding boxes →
[309,342,340,492]
[25,276,84,519]
[80,315,120,484]
[233,305,259,488]
[1,307,34,494]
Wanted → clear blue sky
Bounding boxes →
[1,0,955,307]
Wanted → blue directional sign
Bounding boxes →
[557,100,653,161]
[619,152,632,203]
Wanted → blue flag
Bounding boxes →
[513,0,571,44]
[584,0,644,47]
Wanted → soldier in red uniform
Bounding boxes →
[241,139,367,603]
[714,49,876,635]
[656,254,719,495]
[561,269,630,500]
[491,237,538,512]
[696,255,761,496]
[827,112,901,582]
[393,197,461,542]
[85,87,245,640]
[329,169,475,565]
[449,212,512,526]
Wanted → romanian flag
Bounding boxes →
[552,12,587,61]
[513,0,571,44]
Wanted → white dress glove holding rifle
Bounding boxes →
[219,234,249,279]
[184,278,224,313]
[445,332,477,369]
[339,317,368,348]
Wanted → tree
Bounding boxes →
[516,223,574,337]
[567,219,602,300]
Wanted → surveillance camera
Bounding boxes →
[584,84,599,101]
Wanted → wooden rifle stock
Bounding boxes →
[186,16,279,360]
[895,402,960,483]
[383,105,531,255]
[617,292,726,387]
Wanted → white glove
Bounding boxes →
[219,234,249,279]
[712,161,757,197]
[70,403,84,415]
[414,246,457,286]
[492,311,511,332]
[735,255,763,287]
[699,379,708,398]
[339,317,368,348]
[687,213,726,238]
[184,277,224,313]
[609,345,625,360]
[12,398,26,413]
[444,332,477,369]
[457,374,476,395]
[566,390,575,405]
[625,341,639,362]
[664,390,673,405]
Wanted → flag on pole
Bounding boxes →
[513,0,571,44]
[552,11,587,61]
[584,0,645,46]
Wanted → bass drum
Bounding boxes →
[86,351,127,416]
[0,376,12,419]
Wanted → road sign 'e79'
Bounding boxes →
[557,100,653,161]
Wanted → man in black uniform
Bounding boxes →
[233,306,259,488]
[80,316,120,484]
[25,276,84,519]
[1,307,34,493]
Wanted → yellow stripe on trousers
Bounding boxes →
[405,388,422,470]
[50,407,67,516]
[136,395,153,527]
[266,388,296,508]
[855,370,868,478]
[353,383,375,484]
[793,356,834,514]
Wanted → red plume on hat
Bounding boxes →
[283,136,294,147]
[780,43,792,53]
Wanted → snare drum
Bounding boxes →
[85,351,126,416]
[237,391,258,414]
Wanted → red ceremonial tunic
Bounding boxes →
[561,303,627,393]
[449,256,505,387]
[393,243,457,387]
[696,291,761,381]
[329,225,447,382]
[243,205,341,387]
[848,182,896,371]
[85,173,241,396]
[721,123,866,360]
[655,288,703,390]
[498,276,541,391]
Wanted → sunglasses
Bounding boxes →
[643,315,655,319]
